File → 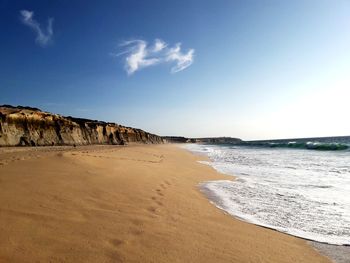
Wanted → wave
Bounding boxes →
[185,143,350,246]
[201,181,350,245]
[243,141,349,151]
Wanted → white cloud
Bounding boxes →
[20,10,54,47]
[153,39,167,52]
[117,39,194,75]
[120,40,161,75]
[166,43,195,73]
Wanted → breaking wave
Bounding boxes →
[243,141,348,151]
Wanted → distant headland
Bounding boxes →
[163,136,242,144]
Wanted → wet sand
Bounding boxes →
[0,144,331,262]
[311,242,350,263]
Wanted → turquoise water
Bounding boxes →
[241,136,350,151]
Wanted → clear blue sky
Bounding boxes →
[1,0,349,140]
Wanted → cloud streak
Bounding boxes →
[116,39,194,75]
[20,10,54,47]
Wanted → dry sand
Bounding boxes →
[0,144,331,262]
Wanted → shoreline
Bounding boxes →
[200,181,350,263]
[185,145,349,263]
[0,144,331,262]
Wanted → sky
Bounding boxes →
[0,0,349,140]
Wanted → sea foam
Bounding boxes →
[184,143,350,245]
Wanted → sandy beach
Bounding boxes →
[0,144,331,262]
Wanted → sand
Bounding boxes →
[0,144,331,262]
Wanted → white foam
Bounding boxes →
[184,144,350,245]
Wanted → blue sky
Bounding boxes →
[1,0,349,140]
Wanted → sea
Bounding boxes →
[184,136,350,262]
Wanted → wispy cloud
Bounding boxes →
[114,39,194,75]
[121,40,161,75]
[153,39,167,52]
[20,10,54,47]
[166,43,195,73]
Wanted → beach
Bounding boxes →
[0,144,331,262]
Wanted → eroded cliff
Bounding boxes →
[0,105,164,146]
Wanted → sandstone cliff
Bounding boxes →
[0,105,164,146]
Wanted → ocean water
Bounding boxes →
[184,136,350,246]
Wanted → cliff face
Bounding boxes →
[0,105,164,146]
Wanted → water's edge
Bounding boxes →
[199,181,350,263]
[181,143,350,262]
[311,242,350,263]
[182,139,349,263]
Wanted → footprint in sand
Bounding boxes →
[164,180,171,186]
[130,228,144,236]
[150,189,165,210]
[157,192,164,197]
[147,206,158,213]
[130,218,144,226]
[109,238,125,247]
[155,201,163,206]
[155,189,164,196]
